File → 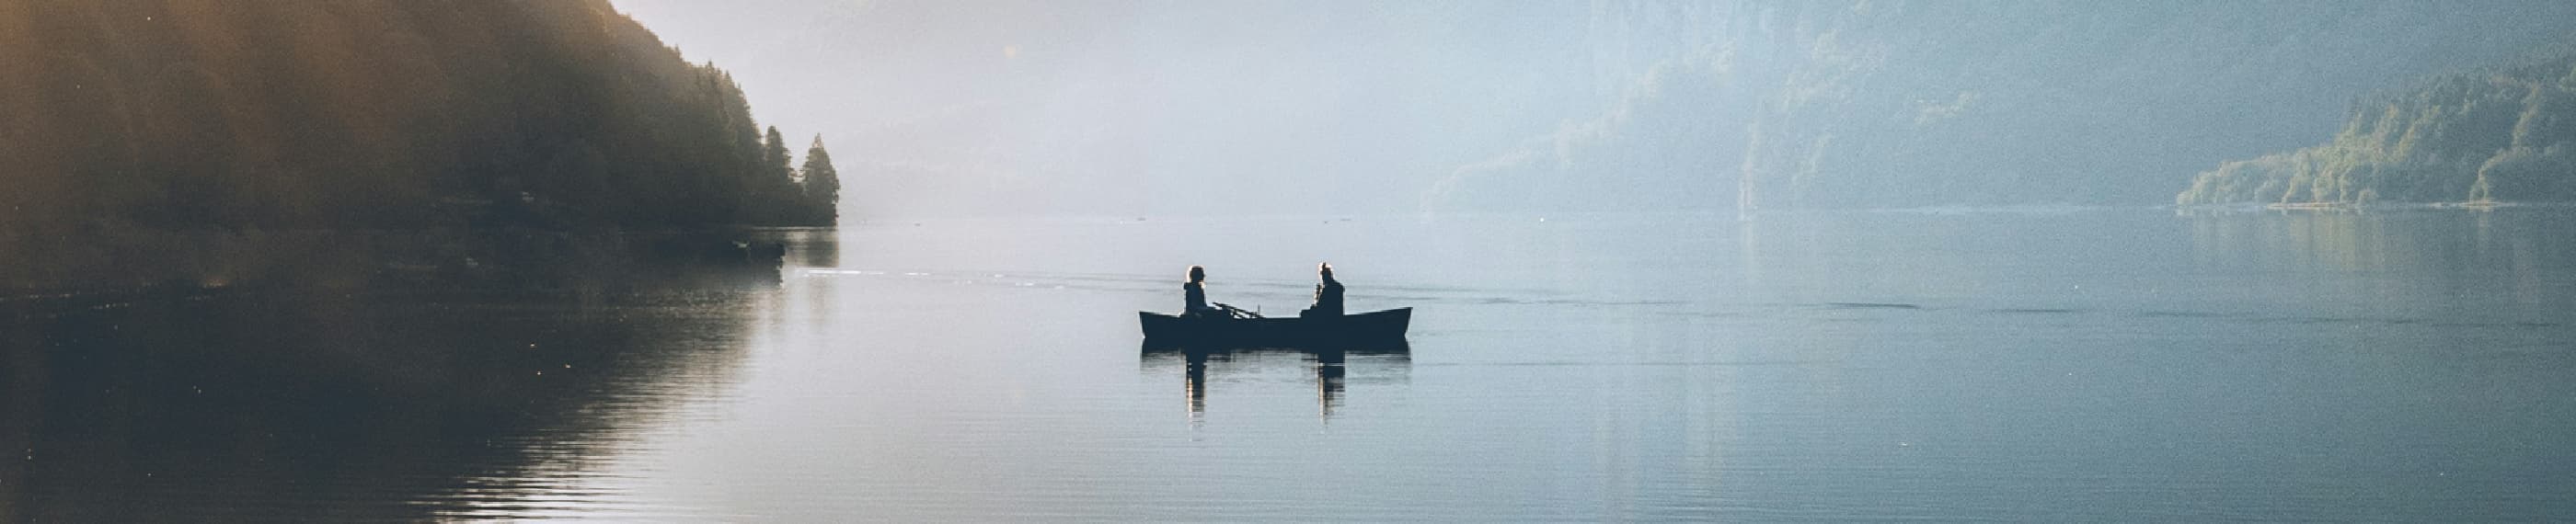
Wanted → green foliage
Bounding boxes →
[0,0,838,231]
[2179,47,2576,205]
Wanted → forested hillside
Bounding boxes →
[1428,1,2576,212]
[2177,47,2576,206]
[0,0,838,231]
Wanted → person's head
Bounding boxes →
[1187,265,1205,283]
[1317,262,1334,281]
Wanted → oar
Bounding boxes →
[1210,302,1265,319]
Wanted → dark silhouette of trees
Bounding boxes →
[800,136,844,225]
[763,128,793,178]
[0,0,842,233]
[746,126,814,225]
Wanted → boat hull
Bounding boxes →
[1139,307,1410,350]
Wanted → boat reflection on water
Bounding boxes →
[1141,344,1410,423]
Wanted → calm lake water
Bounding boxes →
[7,208,2575,521]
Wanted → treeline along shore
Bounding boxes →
[0,0,840,293]
[1,4,811,496]
[2178,45,2576,207]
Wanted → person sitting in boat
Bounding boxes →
[1300,263,1344,318]
[1182,265,1215,317]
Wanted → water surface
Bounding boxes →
[6,208,2573,521]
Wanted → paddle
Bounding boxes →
[1210,302,1265,319]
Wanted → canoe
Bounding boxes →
[1139,307,1410,349]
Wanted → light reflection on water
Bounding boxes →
[7,209,2576,520]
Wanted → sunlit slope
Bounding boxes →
[0,0,830,230]
[2178,47,2576,206]
[1430,1,2576,212]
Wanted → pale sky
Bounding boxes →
[611,0,1608,218]
[610,1,2576,217]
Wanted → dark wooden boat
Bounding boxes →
[1139,307,1410,349]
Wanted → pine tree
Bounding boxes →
[799,135,842,225]
[762,126,792,180]
[753,126,798,222]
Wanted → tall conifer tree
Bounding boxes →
[799,135,841,224]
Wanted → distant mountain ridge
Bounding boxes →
[2177,44,2576,206]
[1428,1,2576,212]
[0,0,836,231]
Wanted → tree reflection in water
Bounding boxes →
[0,234,788,521]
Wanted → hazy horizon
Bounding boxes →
[12,2,2576,520]
[615,0,2576,220]
[613,0,1602,219]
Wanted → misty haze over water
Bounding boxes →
[8,1,2576,521]
[620,0,2576,217]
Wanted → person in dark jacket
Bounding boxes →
[1300,263,1344,318]
[1182,265,1213,317]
